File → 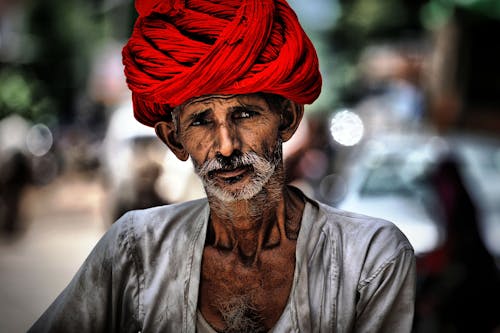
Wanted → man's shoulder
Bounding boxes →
[121,198,209,225]
[307,197,414,254]
[317,200,400,232]
[111,198,209,245]
[305,198,415,283]
[296,187,400,236]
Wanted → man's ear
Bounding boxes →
[155,121,189,161]
[279,100,304,142]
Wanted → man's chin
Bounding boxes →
[205,183,263,202]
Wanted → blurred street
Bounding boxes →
[0,171,107,333]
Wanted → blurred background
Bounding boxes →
[1,0,499,331]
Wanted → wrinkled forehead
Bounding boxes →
[174,93,270,114]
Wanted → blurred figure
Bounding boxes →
[0,114,32,235]
[414,155,500,333]
[283,113,334,199]
[354,42,428,138]
[100,99,168,223]
[112,159,166,222]
[0,150,31,235]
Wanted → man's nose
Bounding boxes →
[215,124,239,157]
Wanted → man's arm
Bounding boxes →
[354,247,416,333]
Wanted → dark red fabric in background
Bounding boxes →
[122,0,322,127]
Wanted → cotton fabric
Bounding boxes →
[28,192,415,332]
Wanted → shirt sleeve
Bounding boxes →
[354,247,416,333]
[27,212,142,333]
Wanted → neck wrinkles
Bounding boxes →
[205,167,304,264]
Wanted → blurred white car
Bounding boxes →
[331,133,447,255]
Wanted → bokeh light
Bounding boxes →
[329,110,364,146]
[26,124,53,157]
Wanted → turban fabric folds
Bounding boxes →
[123,0,322,127]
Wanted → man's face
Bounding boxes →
[174,94,283,202]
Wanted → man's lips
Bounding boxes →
[209,166,252,184]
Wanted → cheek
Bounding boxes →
[242,117,280,141]
[182,133,213,162]
[261,139,279,159]
[247,133,280,159]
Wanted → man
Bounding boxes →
[29,0,415,332]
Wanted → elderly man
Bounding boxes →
[29,0,415,332]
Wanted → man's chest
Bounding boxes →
[198,244,296,331]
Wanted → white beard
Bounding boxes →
[193,140,282,202]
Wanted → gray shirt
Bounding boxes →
[29,194,416,332]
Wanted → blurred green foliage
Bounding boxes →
[328,0,500,107]
[0,0,135,126]
[328,0,426,106]
[0,68,56,125]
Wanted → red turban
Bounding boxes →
[122,0,322,127]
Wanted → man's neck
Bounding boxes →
[205,179,304,265]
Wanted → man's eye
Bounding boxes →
[191,117,209,126]
[233,110,257,119]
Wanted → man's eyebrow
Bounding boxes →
[229,104,265,112]
[186,108,211,121]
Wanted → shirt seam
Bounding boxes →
[183,204,208,332]
[122,211,145,328]
[329,231,339,333]
[357,246,413,291]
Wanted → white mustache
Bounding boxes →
[196,152,265,177]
